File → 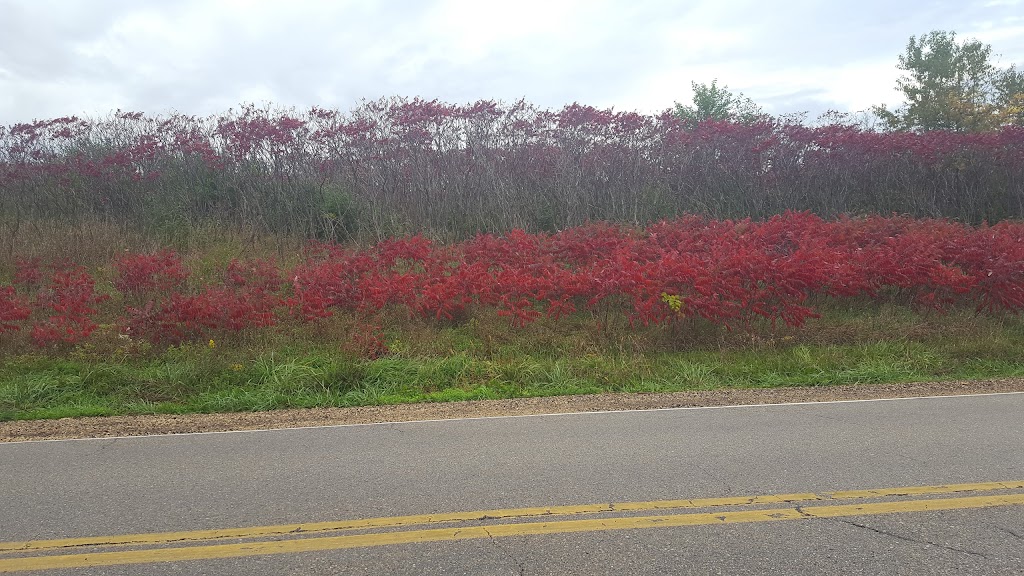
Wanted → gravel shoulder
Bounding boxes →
[3,378,1023,442]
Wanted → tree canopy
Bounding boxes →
[874,30,1024,132]
[673,80,764,127]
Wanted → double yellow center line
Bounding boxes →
[2,480,1023,572]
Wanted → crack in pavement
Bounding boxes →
[990,525,1024,540]
[482,527,527,576]
[836,519,988,558]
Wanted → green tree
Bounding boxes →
[994,65,1024,126]
[874,30,1022,132]
[673,80,764,127]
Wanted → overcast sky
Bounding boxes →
[1,0,1022,124]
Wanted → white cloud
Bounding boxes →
[1,0,1023,123]
[424,0,586,64]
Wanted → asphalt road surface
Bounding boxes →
[1,393,1023,575]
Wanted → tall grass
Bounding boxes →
[2,303,1023,421]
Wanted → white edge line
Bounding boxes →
[2,390,1023,445]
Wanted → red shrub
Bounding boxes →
[30,267,109,347]
[226,258,282,292]
[0,286,31,333]
[124,261,284,344]
[12,258,43,291]
[8,214,1024,349]
[113,250,190,295]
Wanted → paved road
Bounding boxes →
[1,393,1023,574]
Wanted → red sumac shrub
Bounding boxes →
[114,250,190,295]
[0,286,31,333]
[31,268,109,347]
[12,258,43,291]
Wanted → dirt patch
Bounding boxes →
[3,379,1023,442]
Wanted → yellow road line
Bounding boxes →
[0,494,821,554]
[830,481,1024,499]
[2,480,1022,555]
[1,493,1022,573]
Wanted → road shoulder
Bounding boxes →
[3,378,1023,442]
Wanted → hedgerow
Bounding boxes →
[1,214,1021,354]
[2,100,1022,243]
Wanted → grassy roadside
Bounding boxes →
[3,302,1023,421]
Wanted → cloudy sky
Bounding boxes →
[1,0,1022,124]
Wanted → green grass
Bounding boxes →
[3,301,1024,421]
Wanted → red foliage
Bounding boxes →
[0,286,31,334]
[345,323,390,359]
[225,258,282,291]
[280,214,1024,331]
[30,267,109,347]
[124,258,285,344]
[5,215,1024,349]
[3,100,1023,237]
[12,257,43,290]
[114,250,191,295]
